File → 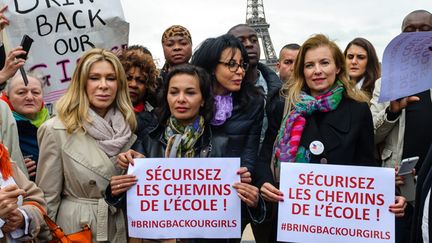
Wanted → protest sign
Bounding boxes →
[379,31,432,102]
[3,0,129,104]
[277,163,395,243]
[127,158,241,239]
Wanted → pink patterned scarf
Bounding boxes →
[273,81,344,166]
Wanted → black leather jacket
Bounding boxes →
[105,112,266,225]
[134,120,214,158]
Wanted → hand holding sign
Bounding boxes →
[0,47,26,81]
[237,167,252,183]
[389,96,420,113]
[110,174,137,197]
[233,182,259,208]
[0,5,9,31]
[277,163,395,243]
[4,0,129,103]
[389,196,406,218]
[260,182,284,203]
[116,149,145,169]
[127,158,241,239]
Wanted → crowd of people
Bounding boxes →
[0,4,431,243]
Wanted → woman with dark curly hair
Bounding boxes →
[118,46,159,113]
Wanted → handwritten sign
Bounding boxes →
[3,0,129,103]
[379,32,432,102]
[127,158,241,239]
[277,163,395,243]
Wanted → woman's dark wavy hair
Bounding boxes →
[118,48,159,103]
[155,64,214,124]
[344,37,381,96]
[191,34,260,108]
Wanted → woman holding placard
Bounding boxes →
[106,64,264,242]
[256,34,406,242]
[261,34,376,198]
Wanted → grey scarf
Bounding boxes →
[84,108,132,157]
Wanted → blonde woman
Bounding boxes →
[36,48,136,242]
[260,34,374,194]
[256,34,405,242]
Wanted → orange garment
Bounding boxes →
[0,143,13,180]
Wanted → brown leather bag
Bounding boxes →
[24,201,92,243]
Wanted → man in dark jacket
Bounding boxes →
[412,144,432,243]
[371,10,432,243]
[228,23,282,243]
[227,24,282,145]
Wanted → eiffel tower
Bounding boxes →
[246,0,278,67]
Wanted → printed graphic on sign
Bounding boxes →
[127,158,241,239]
[380,32,432,102]
[277,163,395,243]
[3,1,129,104]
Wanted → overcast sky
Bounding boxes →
[120,0,432,68]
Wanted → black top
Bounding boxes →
[135,110,159,138]
[105,112,267,225]
[299,97,376,167]
[411,143,432,243]
[402,90,432,170]
[210,94,264,176]
[133,112,213,159]
[16,120,39,181]
[254,96,378,188]
[0,43,6,91]
[0,42,5,70]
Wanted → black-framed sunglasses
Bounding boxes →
[218,59,249,73]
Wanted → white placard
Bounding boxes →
[277,163,395,243]
[127,157,241,239]
[3,0,129,103]
[380,32,432,102]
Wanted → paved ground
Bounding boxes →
[241,224,255,242]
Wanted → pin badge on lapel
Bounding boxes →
[309,140,324,155]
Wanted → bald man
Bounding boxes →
[370,9,432,243]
